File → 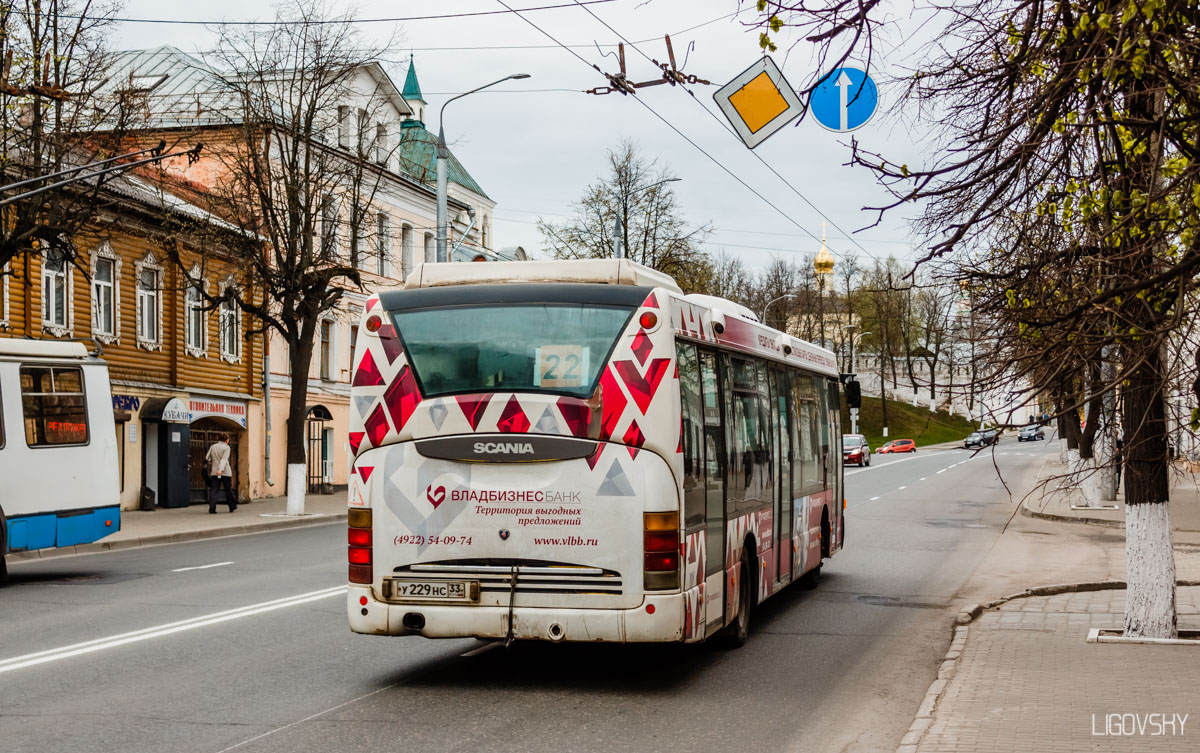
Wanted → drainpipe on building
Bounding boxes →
[263,320,273,489]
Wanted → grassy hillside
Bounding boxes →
[840,396,979,448]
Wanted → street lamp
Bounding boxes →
[760,293,796,326]
[614,177,681,259]
[436,73,531,263]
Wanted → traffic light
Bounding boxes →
[845,379,862,409]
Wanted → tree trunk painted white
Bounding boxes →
[1096,430,1117,503]
[1078,457,1102,507]
[1124,501,1177,639]
[1058,438,1068,463]
[286,463,307,515]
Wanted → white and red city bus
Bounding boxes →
[346,259,844,645]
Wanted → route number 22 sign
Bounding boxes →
[534,345,589,389]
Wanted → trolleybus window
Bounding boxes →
[20,365,89,446]
[391,304,633,398]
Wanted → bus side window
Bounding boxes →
[677,343,704,531]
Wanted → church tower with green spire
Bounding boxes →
[401,54,426,125]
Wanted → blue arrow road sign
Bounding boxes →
[809,67,878,132]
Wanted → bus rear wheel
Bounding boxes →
[722,549,754,648]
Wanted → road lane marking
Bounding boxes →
[937,469,946,474]
[869,496,880,501]
[171,561,234,572]
[0,585,347,674]
[898,486,907,490]
[919,477,927,481]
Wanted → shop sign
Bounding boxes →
[161,398,190,423]
[113,394,142,411]
[190,397,248,428]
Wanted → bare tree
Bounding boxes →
[0,0,133,273]
[751,0,1200,639]
[538,139,714,292]
[164,2,399,513]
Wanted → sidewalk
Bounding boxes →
[1022,457,1200,531]
[8,490,347,563]
[908,587,1200,753]
[898,457,1200,752]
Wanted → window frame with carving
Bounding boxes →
[42,247,73,337]
[219,278,243,364]
[184,266,208,358]
[90,243,121,344]
[134,253,163,351]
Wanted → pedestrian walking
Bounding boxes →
[205,433,238,513]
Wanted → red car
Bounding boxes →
[878,439,916,454]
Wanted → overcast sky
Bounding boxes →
[112,0,938,274]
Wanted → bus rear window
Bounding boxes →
[20,365,89,446]
[391,304,634,398]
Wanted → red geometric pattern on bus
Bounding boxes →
[612,358,671,414]
[585,443,605,470]
[363,406,390,448]
[643,291,659,309]
[366,297,379,313]
[623,420,644,459]
[348,431,365,456]
[376,321,404,364]
[383,365,422,433]
[456,394,493,431]
[496,395,531,433]
[598,368,626,440]
[630,329,652,366]
[677,416,684,454]
[556,397,592,438]
[352,349,384,387]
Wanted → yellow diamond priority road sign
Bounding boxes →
[713,56,803,149]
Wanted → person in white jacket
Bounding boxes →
[205,434,238,513]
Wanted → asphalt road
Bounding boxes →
[0,438,1057,753]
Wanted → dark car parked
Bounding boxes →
[1018,424,1045,441]
[964,429,1000,448]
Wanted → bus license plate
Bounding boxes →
[389,579,475,602]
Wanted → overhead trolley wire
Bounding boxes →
[566,0,887,266]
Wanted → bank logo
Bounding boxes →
[499,529,510,541]
[426,484,446,509]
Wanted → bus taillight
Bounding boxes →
[348,508,373,584]
[643,512,679,591]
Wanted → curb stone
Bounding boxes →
[5,512,347,563]
[895,578,1200,752]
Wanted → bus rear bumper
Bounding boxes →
[348,586,686,643]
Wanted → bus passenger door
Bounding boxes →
[699,350,726,633]
[773,369,792,584]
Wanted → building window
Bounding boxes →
[42,248,71,336]
[320,319,333,380]
[135,254,162,350]
[481,217,489,249]
[357,108,368,153]
[219,283,242,364]
[338,105,350,148]
[375,123,388,165]
[376,212,390,276]
[400,224,414,278]
[20,365,89,446]
[321,195,338,259]
[91,243,122,343]
[185,270,207,357]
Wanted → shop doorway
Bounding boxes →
[305,405,334,494]
[190,419,242,504]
